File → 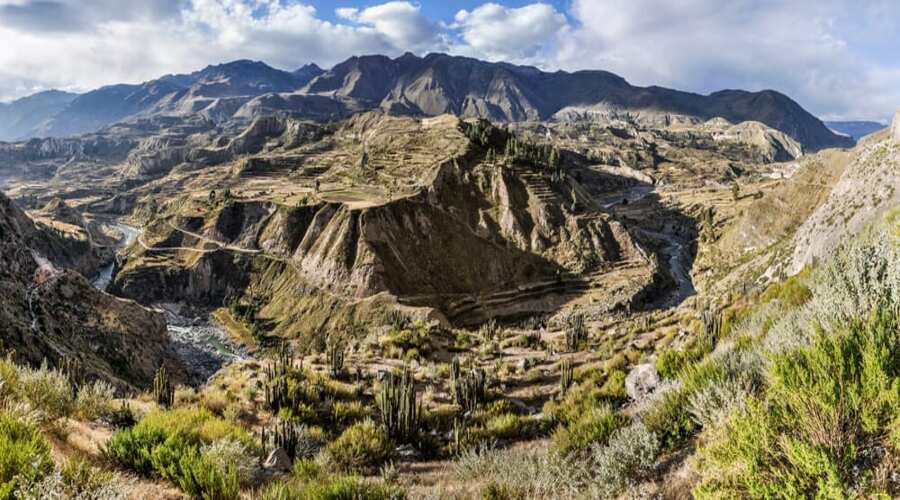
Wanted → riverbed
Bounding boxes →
[90,221,248,383]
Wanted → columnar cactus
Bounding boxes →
[153,366,174,409]
[565,313,587,352]
[376,368,422,444]
[560,359,574,396]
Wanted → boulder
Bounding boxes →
[625,363,659,401]
[263,448,292,473]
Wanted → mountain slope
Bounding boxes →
[301,53,852,151]
[0,90,79,141]
[0,191,186,388]
[3,54,851,153]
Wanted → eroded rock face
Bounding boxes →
[0,193,187,390]
[115,151,651,328]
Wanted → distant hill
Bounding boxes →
[0,53,853,152]
[825,121,887,141]
[0,90,79,141]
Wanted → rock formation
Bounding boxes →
[0,192,186,389]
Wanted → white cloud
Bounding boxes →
[336,1,443,53]
[453,3,567,63]
[0,0,896,121]
[557,0,900,121]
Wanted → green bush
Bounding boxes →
[695,305,900,498]
[480,413,538,441]
[324,421,396,474]
[75,380,116,421]
[551,405,629,456]
[172,447,240,500]
[0,412,53,498]
[14,361,74,422]
[105,408,257,499]
[260,457,405,500]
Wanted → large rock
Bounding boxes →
[263,448,292,473]
[625,363,660,401]
[892,110,900,144]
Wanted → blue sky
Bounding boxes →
[0,0,897,121]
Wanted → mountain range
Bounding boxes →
[0,53,853,152]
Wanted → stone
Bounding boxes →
[263,448,292,473]
[625,363,660,401]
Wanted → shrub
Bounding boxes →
[585,422,659,498]
[551,405,629,456]
[455,444,579,498]
[481,413,537,441]
[75,380,116,421]
[0,412,53,498]
[201,438,258,486]
[695,305,900,498]
[260,457,405,500]
[641,387,695,451]
[105,408,258,499]
[15,361,74,422]
[19,457,123,500]
[599,369,627,400]
[172,447,240,500]
[333,400,368,426]
[383,321,433,360]
[259,475,404,500]
[323,421,395,474]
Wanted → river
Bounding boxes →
[90,221,248,383]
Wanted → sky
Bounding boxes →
[0,0,897,122]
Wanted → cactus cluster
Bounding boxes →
[60,355,83,397]
[376,368,422,444]
[565,313,587,352]
[263,342,296,413]
[261,418,320,461]
[153,366,174,408]
[560,359,574,396]
[327,338,345,379]
[451,360,486,414]
[700,308,723,346]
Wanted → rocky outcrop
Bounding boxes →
[115,152,651,327]
[0,192,186,389]
[790,134,900,273]
[122,135,190,179]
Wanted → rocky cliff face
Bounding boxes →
[0,192,186,389]
[790,131,900,273]
[114,146,651,328]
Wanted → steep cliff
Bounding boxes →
[0,192,186,389]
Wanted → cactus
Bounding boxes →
[261,418,320,461]
[376,368,422,444]
[700,308,723,346]
[327,338,345,379]
[60,355,83,397]
[153,366,174,409]
[560,359,574,396]
[565,313,587,352]
[452,366,486,415]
